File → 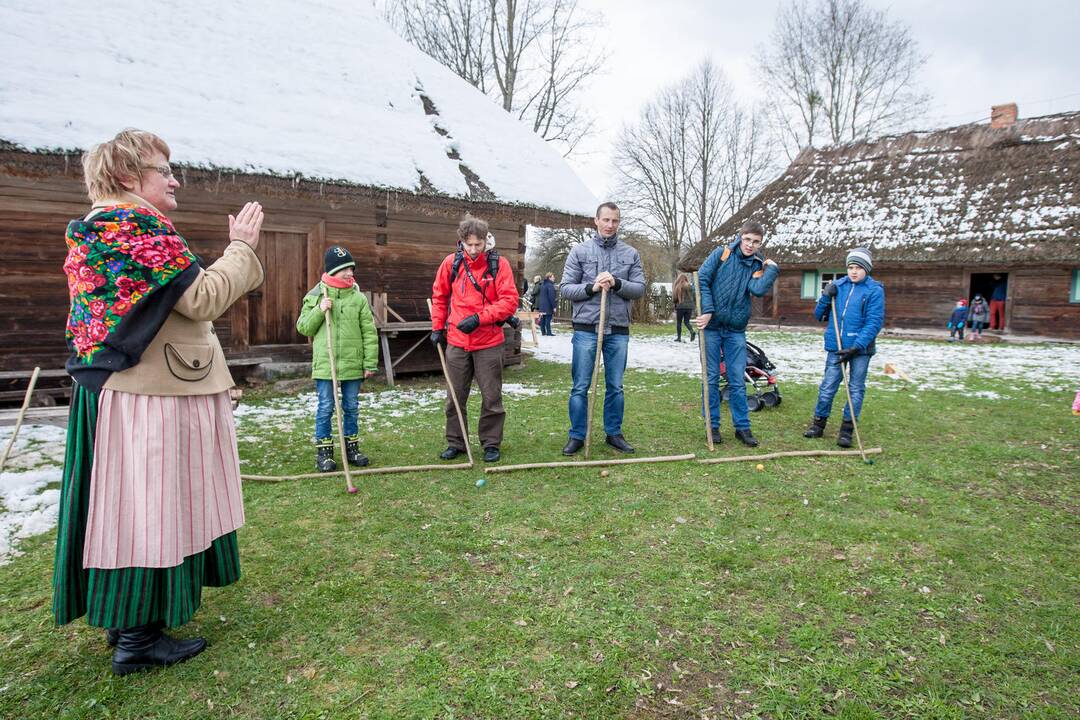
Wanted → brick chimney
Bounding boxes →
[991,102,1018,128]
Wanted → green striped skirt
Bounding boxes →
[52,384,241,629]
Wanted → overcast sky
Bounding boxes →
[567,0,1080,198]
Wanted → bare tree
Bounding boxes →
[383,0,605,156]
[614,61,778,274]
[613,81,694,279]
[758,0,930,157]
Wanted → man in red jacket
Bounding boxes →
[430,216,520,462]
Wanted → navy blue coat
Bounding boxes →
[537,279,557,314]
[948,306,968,327]
[698,240,779,332]
[815,276,886,354]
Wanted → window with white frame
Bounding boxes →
[800,269,845,299]
[1071,269,1080,303]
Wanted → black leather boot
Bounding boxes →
[344,436,369,467]
[803,416,828,438]
[837,419,855,448]
[111,624,207,675]
[734,428,759,447]
[106,628,119,646]
[316,440,337,472]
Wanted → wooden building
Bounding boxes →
[679,107,1080,339]
[0,1,595,378]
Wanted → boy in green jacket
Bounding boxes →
[296,247,379,471]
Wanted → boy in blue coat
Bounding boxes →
[947,299,968,341]
[694,220,780,447]
[803,247,886,447]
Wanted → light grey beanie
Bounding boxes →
[847,247,873,274]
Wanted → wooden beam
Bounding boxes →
[485,454,696,474]
[242,461,474,482]
[697,448,883,464]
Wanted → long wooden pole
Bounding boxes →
[697,447,883,465]
[485,453,696,474]
[242,461,474,483]
[830,296,869,463]
[428,298,475,466]
[692,273,714,451]
[584,287,608,460]
[0,367,41,475]
[322,286,356,494]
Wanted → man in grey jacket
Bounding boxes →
[559,202,646,454]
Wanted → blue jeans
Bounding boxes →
[315,378,361,440]
[702,328,750,431]
[539,313,553,335]
[568,330,629,440]
[813,352,870,420]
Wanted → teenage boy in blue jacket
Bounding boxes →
[694,220,779,447]
[803,247,886,447]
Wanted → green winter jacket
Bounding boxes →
[296,283,379,380]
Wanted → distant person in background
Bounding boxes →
[989,274,1007,330]
[528,274,542,311]
[672,273,696,343]
[947,299,967,342]
[968,294,990,340]
[520,275,529,308]
[53,128,264,675]
[537,272,558,336]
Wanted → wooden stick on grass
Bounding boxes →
[322,285,356,493]
[697,447,883,464]
[485,453,696,474]
[0,366,40,475]
[428,298,474,466]
[692,272,713,451]
[242,461,474,482]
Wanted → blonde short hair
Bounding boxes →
[81,128,171,202]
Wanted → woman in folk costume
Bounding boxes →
[52,129,264,675]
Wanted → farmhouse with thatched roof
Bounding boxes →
[680,105,1080,339]
[0,0,595,391]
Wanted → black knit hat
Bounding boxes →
[324,246,355,275]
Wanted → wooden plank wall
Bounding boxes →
[1009,268,1080,338]
[0,166,535,372]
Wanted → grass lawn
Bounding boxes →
[1,344,1077,719]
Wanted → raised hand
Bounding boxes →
[228,201,264,249]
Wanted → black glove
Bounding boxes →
[457,314,481,334]
[836,346,858,363]
[824,281,839,298]
[429,330,446,349]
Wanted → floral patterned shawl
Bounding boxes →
[63,203,200,392]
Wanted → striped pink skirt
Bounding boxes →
[82,389,246,570]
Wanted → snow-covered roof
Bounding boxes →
[680,111,1080,269]
[0,0,596,217]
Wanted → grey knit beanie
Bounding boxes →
[846,247,873,274]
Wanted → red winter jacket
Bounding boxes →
[430,251,519,352]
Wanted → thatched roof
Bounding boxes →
[0,0,596,218]
[680,111,1080,270]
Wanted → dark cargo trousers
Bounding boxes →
[444,343,505,450]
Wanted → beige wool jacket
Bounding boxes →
[102,239,264,397]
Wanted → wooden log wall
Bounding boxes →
[0,152,588,373]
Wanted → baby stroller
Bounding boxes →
[718,340,782,412]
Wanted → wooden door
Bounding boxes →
[249,230,309,345]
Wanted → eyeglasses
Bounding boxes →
[741,235,765,247]
[141,164,176,180]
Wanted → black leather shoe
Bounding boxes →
[803,416,827,438]
[605,434,635,453]
[562,438,584,455]
[483,447,500,462]
[111,625,207,675]
[837,419,854,448]
[710,427,723,445]
[734,429,759,447]
[440,446,466,460]
[106,628,119,647]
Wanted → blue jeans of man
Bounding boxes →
[314,378,362,440]
[539,313,553,335]
[702,327,750,431]
[568,330,629,440]
[813,352,870,420]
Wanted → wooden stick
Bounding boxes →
[697,447,883,464]
[322,285,356,493]
[830,296,869,463]
[427,298,475,466]
[485,453,696,474]
[0,366,40,474]
[242,461,474,482]
[692,272,714,451]
[584,287,608,460]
